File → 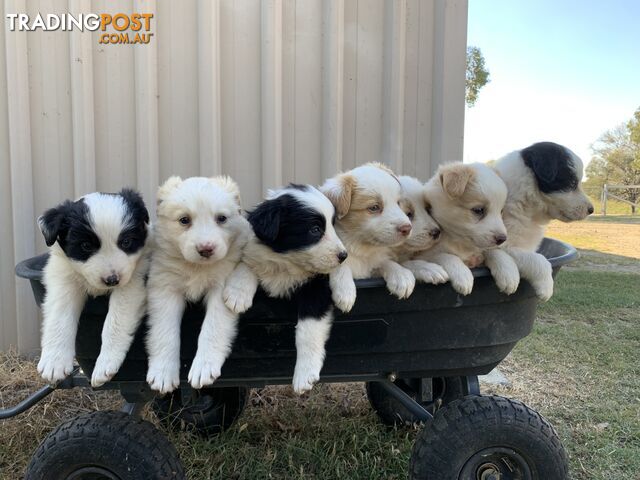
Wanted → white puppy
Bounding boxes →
[392,176,448,285]
[37,189,150,387]
[491,142,594,300]
[418,162,518,296]
[321,163,415,312]
[146,176,251,394]
[223,184,348,393]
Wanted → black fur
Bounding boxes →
[296,274,333,319]
[248,194,326,253]
[38,189,149,261]
[118,188,149,255]
[521,142,579,194]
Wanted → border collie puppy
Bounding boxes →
[417,162,519,296]
[392,176,448,285]
[37,189,150,387]
[223,184,348,393]
[146,176,251,394]
[320,163,415,313]
[490,142,594,300]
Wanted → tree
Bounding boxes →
[587,107,640,213]
[466,46,490,107]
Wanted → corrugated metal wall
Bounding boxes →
[0,0,468,354]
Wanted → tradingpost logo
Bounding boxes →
[5,12,154,45]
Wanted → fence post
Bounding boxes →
[602,184,607,216]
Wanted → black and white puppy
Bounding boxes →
[223,185,348,393]
[37,189,150,387]
[487,141,594,299]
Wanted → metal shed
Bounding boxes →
[0,0,468,354]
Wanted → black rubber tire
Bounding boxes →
[410,395,569,480]
[24,410,185,480]
[366,377,472,426]
[153,386,249,437]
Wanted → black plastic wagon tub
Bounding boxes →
[4,238,576,480]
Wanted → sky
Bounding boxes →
[464,0,640,167]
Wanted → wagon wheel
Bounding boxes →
[409,395,568,480]
[25,410,184,480]
[152,386,249,437]
[366,376,478,426]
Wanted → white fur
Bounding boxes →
[494,148,593,300]
[146,176,251,393]
[293,313,333,393]
[227,185,346,394]
[38,193,149,387]
[321,164,415,312]
[393,176,449,285]
[417,163,514,296]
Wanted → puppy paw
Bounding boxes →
[223,283,254,314]
[413,262,449,285]
[292,360,322,394]
[147,359,180,394]
[531,277,554,302]
[385,267,415,299]
[492,265,520,295]
[91,354,124,388]
[449,268,474,296]
[37,349,75,383]
[188,354,223,390]
[332,282,357,313]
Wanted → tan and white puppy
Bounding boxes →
[321,163,415,312]
[146,176,252,394]
[490,142,593,300]
[418,162,518,296]
[392,176,448,285]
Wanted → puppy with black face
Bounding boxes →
[37,189,150,387]
[223,184,348,393]
[489,141,594,300]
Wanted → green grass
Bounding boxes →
[495,270,640,480]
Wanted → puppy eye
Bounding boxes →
[179,216,191,226]
[406,211,414,220]
[425,205,432,215]
[216,215,228,224]
[120,238,132,249]
[367,204,381,213]
[80,241,93,252]
[471,207,485,217]
[310,225,322,235]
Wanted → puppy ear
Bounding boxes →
[38,202,71,247]
[320,173,356,219]
[119,188,150,224]
[157,176,182,205]
[521,143,559,187]
[213,176,242,212]
[248,197,281,243]
[439,164,475,199]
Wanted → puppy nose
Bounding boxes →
[103,274,120,287]
[397,224,412,236]
[587,204,594,215]
[197,243,215,258]
[429,228,441,239]
[494,234,507,245]
[337,251,348,263]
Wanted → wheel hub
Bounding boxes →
[66,466,121,480]
[459,447,533,480]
